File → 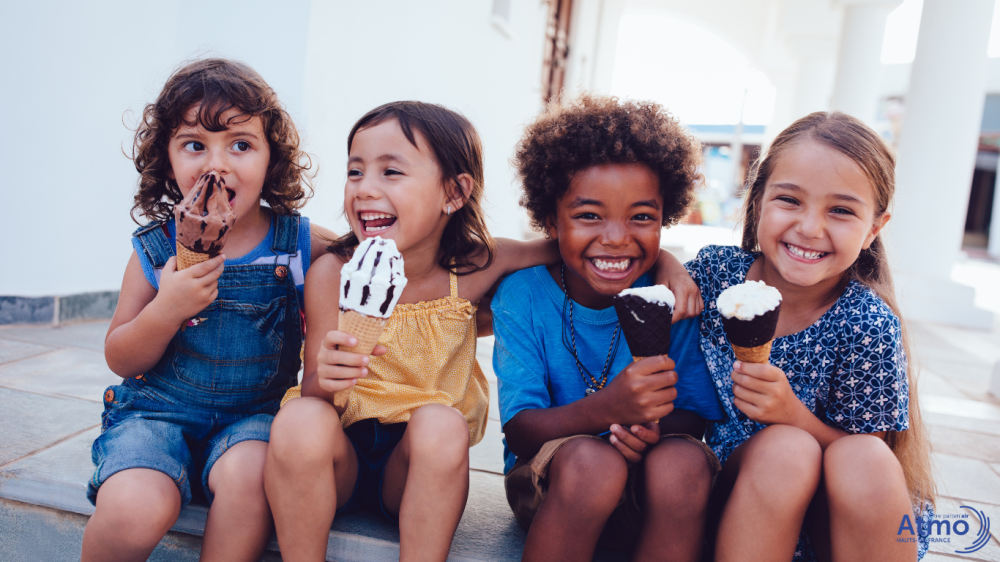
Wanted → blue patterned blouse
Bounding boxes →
[686,245,927,560]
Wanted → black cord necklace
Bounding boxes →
[560,264,621,395]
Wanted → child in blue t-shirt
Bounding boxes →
[493,95,723,561]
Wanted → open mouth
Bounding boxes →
[784,243,827,261]
[588,257,636,278]
[226,188,236,205]
[359,212,397,234]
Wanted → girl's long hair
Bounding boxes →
[326,101,496,274]
[741,111,935,508]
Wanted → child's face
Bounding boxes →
[167,106,270,223]
[345,119,452,255]
[547,163,663,309]
[757,139,889,289]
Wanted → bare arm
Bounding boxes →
[503,356,679,460]
[308,222,340,264]
[472,238,559,336]
[104,251,224,378]
[300,254,385,410]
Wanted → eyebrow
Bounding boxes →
[770,182,867,207]
[566,197,661,209]
[347,153,408,166]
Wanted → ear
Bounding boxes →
[862,211,891,250]
[545,215,558,240]
[445,173,474,213]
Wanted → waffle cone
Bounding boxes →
[333,309,388,410]
[176,244,211,270]
[731,340,773,364]
[632,356,650,362]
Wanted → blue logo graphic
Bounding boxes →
[897,505,992,554]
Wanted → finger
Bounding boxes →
[187,254,226,277]
[370,344,388,356]
[689,290,703,316]
[730,371,771,394]
[629,422,661,444]
[318,363,368,381]
[733,361,780,382]
[610,424,648,452]
[323,331,359,350]
[731,381,766,406]
[163,257,177,275]
[318,376,357,394]
[672,299,686,323]
[732,396,759,419]
[319,348,369,368]
[609,433,643,464]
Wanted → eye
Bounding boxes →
[632,213,656,221]
[347,169,363,178]
[831,206,857,216]
[182,141,204,152]
[232,140,251,152]
[573,212,600,220]
[384,168,403,176]
[775,195,799,205]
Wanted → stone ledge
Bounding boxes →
[0,292,119,326]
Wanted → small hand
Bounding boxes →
[315,330,388,394]
[609,421,661,464]
[731,360,804,425]
[601,356,678,426]
[667,276,703,323]
[155,255,225,325]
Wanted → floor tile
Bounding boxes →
[0,338,53,365]
[0,347,118,402]
[927,412,1000,437]
[0,387,101,466]
[0,321,109,352]
[924,396,1000,423]
[933,454,1000,506]
[932,425,1000,467]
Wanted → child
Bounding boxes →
[686,112,935,561]
[82,59,334,562]
[262,100,700,561]
[493,95,725,562]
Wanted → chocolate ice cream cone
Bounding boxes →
[176,244,211,270]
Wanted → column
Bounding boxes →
[889,0,995,328]
[787,36,838,120]
[829,0,901,124]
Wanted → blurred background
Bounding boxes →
[1,0,998,327]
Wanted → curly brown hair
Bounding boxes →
[514,94,703,233]
[130,58,313,223]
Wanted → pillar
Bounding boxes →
[830,0,901,124]
[889,0,995,328]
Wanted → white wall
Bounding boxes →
[0,0,548,297]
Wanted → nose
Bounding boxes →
[600,220,630,248]
[206,147,230,176]
[351,174,381,200]
[796,207,825,239]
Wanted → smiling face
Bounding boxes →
[756,139,889,291]
[345,119,452,256]
[547,163,663,309]
[167,106,270,224]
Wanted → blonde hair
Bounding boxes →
[741,111,935,508]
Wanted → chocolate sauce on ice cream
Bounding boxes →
[340,236,407,318]
[175,171,236,256]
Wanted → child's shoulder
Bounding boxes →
[493,265,550,310]
[830,280,901,331]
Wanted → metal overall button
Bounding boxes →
[275,265,289,279]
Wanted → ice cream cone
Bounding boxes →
[332,309,388,410]
[632,355,650,362]
[731,340,773,364]
[176,244,211,270]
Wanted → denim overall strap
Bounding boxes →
[271,214,300,255]
[132,222,175,268]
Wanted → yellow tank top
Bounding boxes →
[281,271,489,446]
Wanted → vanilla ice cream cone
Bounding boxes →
[718,281,782,364]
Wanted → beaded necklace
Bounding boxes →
[560,265,621,395]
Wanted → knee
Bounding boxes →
[268,397,342,466]
[406,404,470,468]
[824,434,904,510]
[210,441,267,499]
[95,469,180,534]
[742,425,822,501]
[644,439,713,509]
[547,439,628,510]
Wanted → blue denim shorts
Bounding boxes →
[337,418,408,521]
[87,384,273,508]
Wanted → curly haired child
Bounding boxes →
[82,58,335,562]
[493,94,724,562]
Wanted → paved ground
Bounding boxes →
[2,254,1000,560]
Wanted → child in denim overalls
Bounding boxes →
[82,59,335,562]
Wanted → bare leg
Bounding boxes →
[81,468,181,562]
[522,438,629,562]
[200,440,273,562]
[264,397,359,562]
[381,404,470,562]
[633,438,713,562]
[822,434,916,562]
[713,425,822,562]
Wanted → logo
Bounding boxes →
[897,505,992,554]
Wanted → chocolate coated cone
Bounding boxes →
[613,294,672,358]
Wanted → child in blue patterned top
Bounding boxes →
[686,112,935,562]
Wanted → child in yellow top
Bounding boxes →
[263,101,700,560]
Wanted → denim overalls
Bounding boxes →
[88,213,304,507]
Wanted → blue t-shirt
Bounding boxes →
[492,265,724,474]
[132,214,311,307]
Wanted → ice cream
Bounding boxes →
[174,171,235,270]
[334,236,408,409]
[613,285,675,361]
[717,280,782,363]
